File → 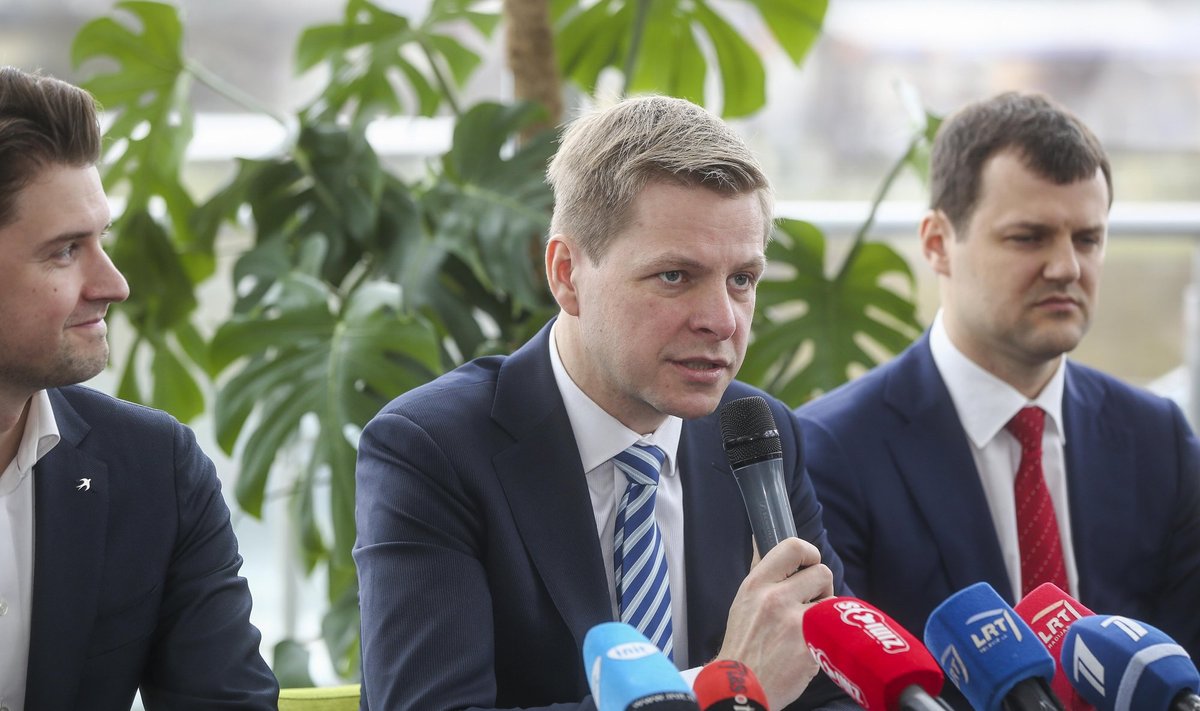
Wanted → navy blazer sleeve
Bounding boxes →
[28,387,277,711]
[138,415,280,709]
[355,403,597,711]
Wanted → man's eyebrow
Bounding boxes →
[638,254,768,273]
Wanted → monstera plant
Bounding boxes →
[69,0,925,682]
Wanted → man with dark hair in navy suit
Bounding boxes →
[797,91,1200,707]
[355,95,856,711]
[0,66,277,711]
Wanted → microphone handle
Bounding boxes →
[898,685,954,711]
[1000,678,1065,711]
[1172,691,1200,711]
[731,456,796,554]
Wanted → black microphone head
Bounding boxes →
[719,396,782,468]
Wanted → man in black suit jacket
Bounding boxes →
[355,96,855,711]
[0,67,277,710]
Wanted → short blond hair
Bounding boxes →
[546,95,773,262]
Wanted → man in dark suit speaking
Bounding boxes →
[355,95,854,711]
[796,91,1200,679]
[0,67,277,710]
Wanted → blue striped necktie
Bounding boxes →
[613,443,673,661]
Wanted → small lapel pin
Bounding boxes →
[76,477,92,492]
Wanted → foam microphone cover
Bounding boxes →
[719,395,782,468]
[693,660,769,711]
[1061,615,1200,711]
[923,582,1056,711]
[1014,583,1096,710]
[802,596,944,710]
[583,622,697,711]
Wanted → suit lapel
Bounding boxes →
[491,324,612,650]
[1061,364,1131,602]
[883,338,1014,600]
[26,389,109,711]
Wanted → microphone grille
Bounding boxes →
[719,396,782,468]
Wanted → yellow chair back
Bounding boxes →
[278,683,361,711]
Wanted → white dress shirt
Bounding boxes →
[549,322,690,669]
[929,312,1079,598]
[0,391,61,711]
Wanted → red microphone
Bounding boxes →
[693,660,768,711]
[1013,583,1096,711]
[802,597,949,711]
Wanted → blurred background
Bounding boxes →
[4,0,1198,692]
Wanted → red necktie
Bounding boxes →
[1006,406,1069,598]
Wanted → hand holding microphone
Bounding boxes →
[716,537,832,711]
[714,396,833,709]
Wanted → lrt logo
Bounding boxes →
[809,645,867,707]
[1070,635,1106,697]
[607,642,658,660]
[966,608,1023,651]
[1030,600,1088,646]
[832,600,910,653]
[938,645,970,688]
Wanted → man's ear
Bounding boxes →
[920,209,956,277]
[546,234,582,316]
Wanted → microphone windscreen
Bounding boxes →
[719,396,781,468]
[923,582,1056,711]
[802,596,944,711]
[583,622,697,711]
[693,660,769,711]
[1061,615,1200,711]
[1014,582,1096,709]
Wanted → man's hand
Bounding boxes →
[715,537,833,710]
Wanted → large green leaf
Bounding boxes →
[556,0,826,117]
[741,219,922,405]
[297,0,498,123]
[747,0,827,65]
[71,1,212,420]
[387,101,556,359]
[211,276,441,518]
[71,1,195,239]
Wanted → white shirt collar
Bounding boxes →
[548,321,682,475]
[929,311,1066,448]
[0,390,61,496]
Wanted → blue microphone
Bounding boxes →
[923,582,1064,711]
[583,622,698,711]
[1060,615,1200,711]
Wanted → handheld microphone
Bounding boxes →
[1014,583,1096,710]
[693,660,769,711]
[719,396,796,555]
[1061,615,1200,711]
[583,622,698,711]
[802,596,952,711]
[923,582,1064,711]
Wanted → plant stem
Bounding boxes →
[622,0,652,95]
[420,40,462,117]
[836,133,921,281]
[187,59,290,127]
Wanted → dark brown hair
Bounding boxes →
[930,91,1112,234]
[0,66,102,228]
